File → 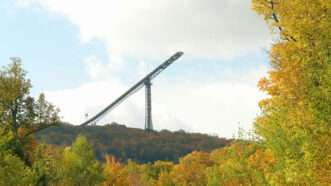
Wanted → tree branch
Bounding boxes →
[269,0,297,42]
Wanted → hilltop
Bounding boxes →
[35,123,230,163]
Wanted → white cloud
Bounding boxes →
[17,0,271,137]
[45,55,267,138]
[83,55,126,81]
[18,0,270,59]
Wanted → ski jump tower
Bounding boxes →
[80,52,184,131]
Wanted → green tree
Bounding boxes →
[0,128,34,186]
[0,59,60,162]
[207,142,269,186]
[0,151,34,186]
[60,135,104,186]
[31,144,63,186]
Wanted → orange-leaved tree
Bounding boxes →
[252,0,331,184]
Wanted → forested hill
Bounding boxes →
[35,123,230,163]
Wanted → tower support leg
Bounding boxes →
[144,79,153,131]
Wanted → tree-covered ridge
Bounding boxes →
[35,123,230,163]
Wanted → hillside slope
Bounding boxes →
[35,123,230,163]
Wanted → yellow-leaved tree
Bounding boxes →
[252,0,331,184]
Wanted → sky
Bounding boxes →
[0,0,272,138]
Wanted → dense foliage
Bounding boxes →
[35,123,229,163]
[252,0,331,184]
[0,0,330,185]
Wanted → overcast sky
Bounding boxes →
[0,0,271,138]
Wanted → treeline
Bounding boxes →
[0,130,265,185]
[35,123,230,163]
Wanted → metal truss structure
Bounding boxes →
[80,51,184,131]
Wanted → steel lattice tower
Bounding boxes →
[144,79,153,130]
[80,52,184,131]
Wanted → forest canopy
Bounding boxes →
[35,123,230,163]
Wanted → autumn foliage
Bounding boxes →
[252,0,331,184]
